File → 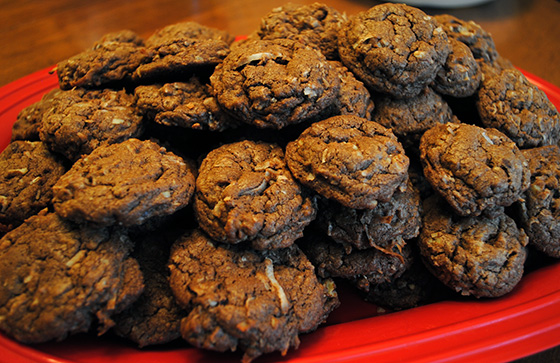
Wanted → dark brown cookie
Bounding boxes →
[432,38,481,98]
[329,60,374,119]
[133,22,234,82]
[418,195,528,298]
[57,30,151,90]
[113,227,187,347]
[11,88,62,142]
[476,65,560,148]
[134,77,237,131]
[285,115,409,209]
[0,212,144,343]
[298,230,413,282]
[420,123,530,216]
[517,145,560,258]
[257,2,347,60]
[372,87,459,151]
[168,229,339,363]
[0,141,67,232]
[338,3,450,98]
[39,88,144,162]
[53,138,196,227]
[194,140,316,250]
[210,38,341,129]
[314,179,421,251]
[434,14,498,64]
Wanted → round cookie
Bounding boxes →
[372,87,459,151]
[476,65,560,149]
[420,122,530,216]
[298,231,413,282]
[418,195,528,298]
[134,76,237,132]
[53,138,196,227]
[285,115,409,209]
[433,14,498,63]
[257,2,347,60]
[517,145,560,258]
[194,140,316,250]
[338,3,450,98]
[314,179,421,251]
[0,141,67,232]
[168,229,339,362]
[0,212,144,343]
[57,30,150,90]
[432,38,481,98]
[11,88,62,142]
[210,38,341,129]
[39,88,144,162]
[328,60,374,119]
[133,21,234,82]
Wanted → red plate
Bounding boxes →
[0,67,559,363]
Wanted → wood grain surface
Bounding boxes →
[0,0,559,361]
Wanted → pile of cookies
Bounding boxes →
[1,2,559,362]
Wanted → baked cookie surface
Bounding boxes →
[11,88,62,142]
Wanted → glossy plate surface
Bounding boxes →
[0,67,559,363]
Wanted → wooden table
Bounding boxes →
[0,0,559,362]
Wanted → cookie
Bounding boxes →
[134,76,237,131]
[53,138,196,227]
[434,14,498,63]
[0,141,67,232]
[432,38,481,98]
[57,30,151,90]
[298,230,413,282]
[0,212,144,343]
[11,88,62,142]
[372,87,459,151]
[328,60,374,119]
[418,195,528,298]
[285,115,409,209]
[168,229,339,362]
[210,38,341,129]
[39,88,144,162]
[517,145,560,258]
[476,65,560,148]
[133,22,234,82]
[314,179,421,251]
[257,2,346,60]
[420,123,530,216]
[194,140,316,250]
[338,3,450,98]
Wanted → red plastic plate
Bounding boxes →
[0,67,559,363]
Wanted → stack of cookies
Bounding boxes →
[1,2,559,362]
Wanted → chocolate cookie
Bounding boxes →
[314,179,421,251]
[53,138,196,227]
[418,195,528,298]
[257,2,346,60]
[329,60,374,119]
[517,145,560,258]
[298,230,413,282]
[11,88,62,142]
[476,65,560,148]
[210,38,341,129]
[372,87,459,151]
[39,88,144,161]
[285,115,409,209]
[57,30,151,90]
[0,212,144,343]
[133,22,234,82]
[432,38,481,98]
[134,76,237,131]
[434,14,498,63]
[0,141,67,232]
[168,229,339,362]
[420,123,530,216]
[194,140,316,250]
[338,3,450,98]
